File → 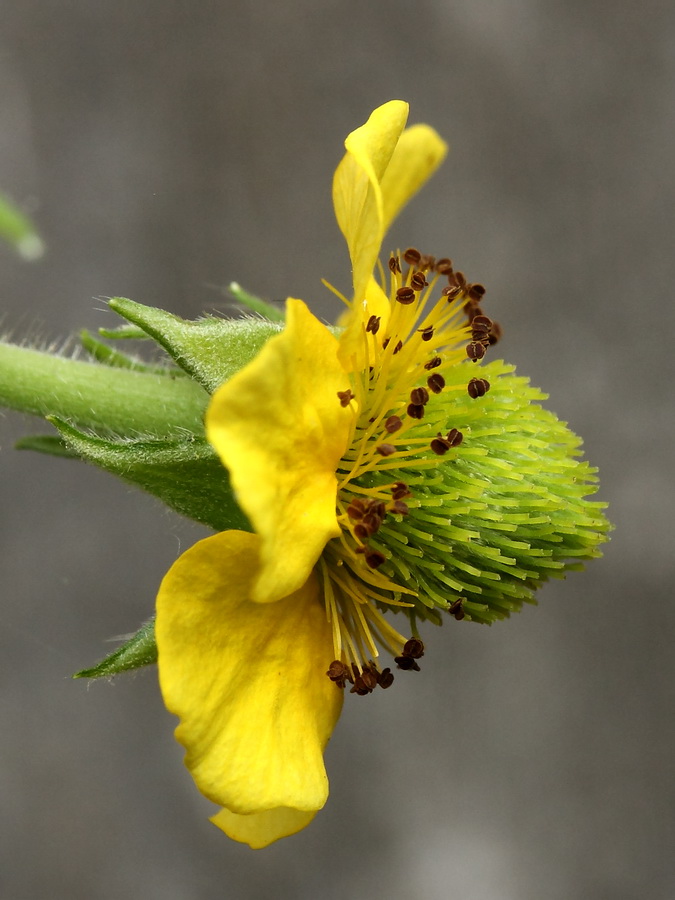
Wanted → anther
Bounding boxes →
[388,255,402,274]
[376,443,397,457]
[394,655,420,671]
[419,326,434,341]
[407,403,425,420]
[435,257,453,274]
[449,598,466,620]
[396,286,416,305]
[365,550,386,569]
[326,660,349,687]
[446,428,463,447]
[391,499,409,516]
[385,415,403,433]
[391,481,411,500]
[470,314,492,332]
[431,436,451,455]
[392,340,403,355]
[354,524,369,541]
[337,389,355,407]
[467,377,490,399]
[466,341,486,361]
[427,373,445,394]
[424,356,442,370]
[419,254,436,271]
[403,247,422,266]
[360,667,379,691]
[366,315,381,334]
[403,638,425,659]
[468,283,486,300]
[410,272,427,291]
[377,668,395,689]
[443,285,462,300]
[410,387,429,406]
[347,499,367,520]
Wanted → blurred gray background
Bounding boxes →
[1,1,673,898]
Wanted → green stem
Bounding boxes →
[0,342,209,437]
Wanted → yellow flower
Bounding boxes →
[155,101,608,848]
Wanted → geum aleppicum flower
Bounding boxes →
[155,101,609,849]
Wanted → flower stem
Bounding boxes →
[0,341,208,437]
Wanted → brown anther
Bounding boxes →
[464,300,483,318]
[427,373,445,394]
[488,321,502,344]
[337,389,354,407]
[443,285,462,300]
[392,340,403,355]
[362,513,382,535]
[468,283,486,300]
[410,272,427,291]
[354,523,369,541]
[467,377,490,399]
[360,667,379,691]
[446,428,463,447]
[366,314,381,334]
[391,499,409,516]
[396,286,416,305]
[388,255,402,274]
[449,598,466,620]
[419,254,436,270]
[470,314,492,332]
[407,403,425,420]
[326,660,349,687]
[350,677,372,696]
[376,443,397,457]
[391,481,411,500]
[402,637,425,659]
[346,499,366,520]
[394,655,420,671]
[435,257,453,274]
[365,549,386,569]
[403,247,422,266]
[431,436,451,455]
[377,668,395,689]
[410,386,430,406]
[419,326,434,341]
[424,356,442,370]
[451,270,468,290]
[466,341,486,361]
[384,415,403,434]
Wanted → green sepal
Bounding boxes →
[98,324,150,340]
[0,191,44,260]
[74,617,157,679]
[49,417,250,532]
[108,297,281,393]
[80,329,187,377]
[15,434,77,458]
[227,282,285,322]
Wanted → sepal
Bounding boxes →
[49,417,250,532]
[108,297,281,393]
[79,329,187,377]
[74,617,157,678]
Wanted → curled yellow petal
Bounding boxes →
[379,123,448,234]
[156,530,343,823]
[206,299,353,604]
[211,806,317,849]
[333,100,409,306]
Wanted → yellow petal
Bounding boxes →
[380,123,448,237]
[333,100,409,305]
[156,530,343,826]
[206,299,353,604]
[337,276,390,371]
[211,806,317,849]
